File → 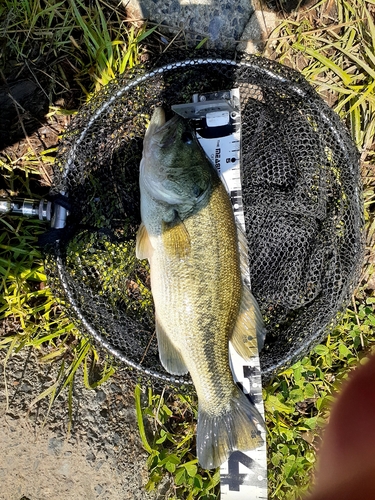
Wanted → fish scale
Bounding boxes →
[152,179,242,411]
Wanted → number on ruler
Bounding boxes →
[221,451,267,491]
[242,365,263,405]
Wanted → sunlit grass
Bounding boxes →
[268,0,375,158]
[0,0,155,95]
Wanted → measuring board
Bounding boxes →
[173,90,268,499]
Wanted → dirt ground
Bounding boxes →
[0,349,156,500]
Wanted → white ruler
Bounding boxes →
[173,91,267,499]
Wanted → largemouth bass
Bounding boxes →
[136,107,265,469]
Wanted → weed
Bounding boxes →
[265,295,375,499]
[0,207,116,412]
[267,0,375,161]
[135,385,220,500]
[0,0,156,98]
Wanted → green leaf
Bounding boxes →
[339,343,353,359]
[314,344,329,356]
[159,454,180,466]
[165,461,176,473]
[292,43,353,85]
[135,24,159,43]
[175,467,187,486]
[284,458,298,479]
[155,433,167,444]
[334,41,375,80]
[265,394,294,414]
[303,417,318,430]
[304,383,316,399]
[293,364,303,383]
[160,404,173,419]
[134,384,153,454]
[289,388,304,403]
[195,37,209,49]
[193,473,203,489]
[184,462,198,477]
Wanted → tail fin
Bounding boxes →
[196,388,264,469]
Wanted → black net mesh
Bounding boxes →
[44,53,364,385]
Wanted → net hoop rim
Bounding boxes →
[55,55,363,381]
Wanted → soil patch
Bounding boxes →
[0,350,154,500]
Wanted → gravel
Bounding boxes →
[0,348,156,500]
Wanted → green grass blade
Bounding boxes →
[135,384,153,454]
[293,42,353,85]
[135,24,159,43]
[332,43,375,80]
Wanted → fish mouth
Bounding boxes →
[146,107,181,140]
[150,107,166,130]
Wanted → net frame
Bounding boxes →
[45,53,364,385]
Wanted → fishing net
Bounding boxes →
[44,52,364,386]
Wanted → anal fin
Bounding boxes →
[156,315,189,376]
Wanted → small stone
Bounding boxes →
[237,0,280,54]
[208,16,223,41]
[48,437,63,454]
[86,450,96,462]
[94,484,103,495]
[95,389,107,403]
[112,433,121,446]
[19,382,33,393]
[58,461,70,478]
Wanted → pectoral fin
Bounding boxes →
[156,315,189,375]
[162,218,191,259]
[136,223,153,260]
[230,284,266,361]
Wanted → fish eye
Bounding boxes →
[193,185,203,197]
[181,131,193,144]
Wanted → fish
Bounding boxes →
[136,107,265,469]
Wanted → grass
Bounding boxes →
[267,0,375,164]
[0,0,156,98]
[135,385,220,499]
[0,0,152,411]
[264,299,375,498]
[0,189,116,412]
[0,0,374,499]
